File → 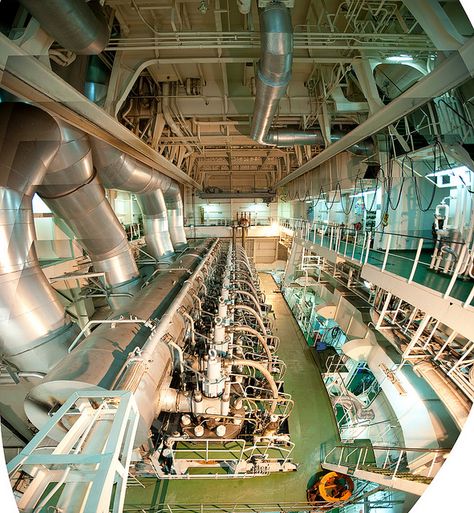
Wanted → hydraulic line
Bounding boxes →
[233,290,264,317]
[232,304,268,336]
[232,359,279,413]
[231,326,273,366]
[232,279,264,302]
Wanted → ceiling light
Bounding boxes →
[426,165,472,187]
[460,0,474,29]
[349,191,376,198]
[426,165,471,178]
[386,54,413,63]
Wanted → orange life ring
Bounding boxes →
[317,472,354,502]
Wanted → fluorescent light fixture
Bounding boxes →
[426,165,472,187]
[386,54,413,63]
[426,165,471,177]
[460,0,474,29]
[349,190,376,198]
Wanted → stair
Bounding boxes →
[358,465,433,484]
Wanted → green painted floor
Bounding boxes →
[308,231,473,305]
[123,273,339,511]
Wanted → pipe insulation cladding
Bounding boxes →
[25,240,219,446]
[249,2,374,153]
[0,103,78,373]
[17,0,110,55]
[37,120,140,293]
[250,1,293,145]
[91,139,187,256]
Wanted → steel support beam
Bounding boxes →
[401,0,465,51]
[277,36,474,188]
[0,33,200,189]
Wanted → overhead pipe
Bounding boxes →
[18,0,109,55]
[250,2,293,145]
[249,3,373,153]
[38,121,140,295]
[91,139,187,255]
[264,128,374,154]
[161,82,193,153]
[0,103,78,373]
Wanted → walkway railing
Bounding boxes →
[8,391,139,513]
[280,218,474,307]
[323,443,450,494]
[148,437,296,479]
[185,218,275,227]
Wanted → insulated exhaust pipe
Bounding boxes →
[265,128,374,154]
[0,103,78,372]
[250,2,293,145]
[38,120,140,296]
[18,0,110,55]
[91,139,187,257]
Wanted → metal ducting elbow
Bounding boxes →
[163,182,188,251]
[91,139,186,257]
[136,189,175,262]
[37,121,140,294]
[249,3,374,154]
[250,2,293,145]
[18,0,109,55]
[0,103,78,372]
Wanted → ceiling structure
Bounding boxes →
[94,0,470,197]
[1,0,472,197]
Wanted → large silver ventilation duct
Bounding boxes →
[25,240,217,445]
[165,184,188,251]
[0,103,78,373]
[91,139,187,255]
[38,121,140,291]
[249,2,293,145]
[264,129,321,147]
[136,189,175,261]
[249,4,374,153]
[265,128,374,155]
[18,0,109,55]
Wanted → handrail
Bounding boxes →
[329,443,450,453]
[281,217,466,245]
[279,218,474,306]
